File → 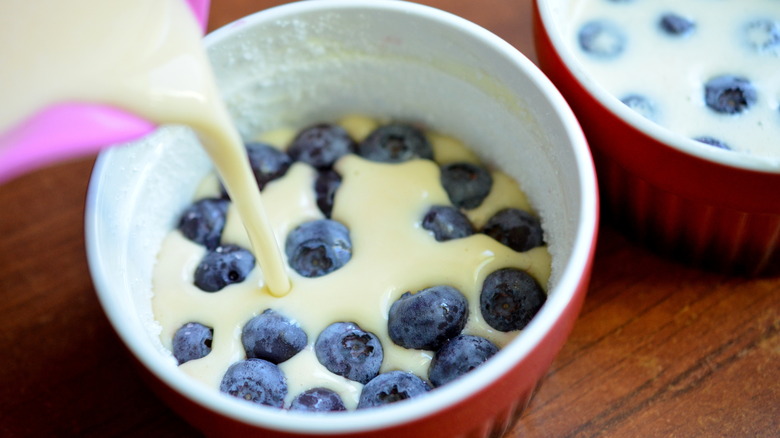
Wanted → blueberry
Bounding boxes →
[314,170,341,218]
[421,205,474,241]
[577,19,627,59]
[704,75,758,115]
[428,335,498,387]
[218,184,231,201]
[177,198,230,250]
[289,388,347,412]
[285,219,352,278]
[694,136,731,150]
[388,285,469,351]
[219,359,287,408]
[482,208,544,252]
[246,142,292,190]
[480,268,546,332]
[357,371,431,409]
[357,123,433,163]
[440,162,493,210]
[314,322,383,384]
[620,94,659,122]
[659,13,695,36]
[194,244,255,292]
[241,309,307,364]
[287,123,355,169]
[744,19,780,55]
[172,322,213,365]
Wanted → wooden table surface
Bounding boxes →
[1,1,777,437]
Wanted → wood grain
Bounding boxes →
[1,1,777,437]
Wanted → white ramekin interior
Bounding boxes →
[86,0,597,434]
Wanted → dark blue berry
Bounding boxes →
[704,75,757,115]
[194,244,255,292]
[314,170,341,218]
[219,359,287,408]
[241,309,307,364]
[621,94,659,122]
[428,335,498,387]
[285,219,352,278]
[694,136,731,150]
[482,208,544,252]
[357,371,430,409]
[744,19,780,55]
[172,322,213,365]
[177,198,229,250]
[314,322,383,384]
[480,268,546,332]
[421,205,474,241]
[246,142,292,190]
[357,123,433,163]
[440,162,493,210]
[287,123,355,169]
[659,13,695,36]
[388,285,469,351]
[289,388,347,412]
[578,20,627,59]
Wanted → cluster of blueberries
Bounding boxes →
[173,121,547,411]
[576,2,780,150]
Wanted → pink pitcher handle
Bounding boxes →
[0,0,210,183]
[186,0,210,32]
[0,104,155,182]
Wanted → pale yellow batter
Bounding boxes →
[152,116,551,409]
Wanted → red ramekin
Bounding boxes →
[533,0,780,276]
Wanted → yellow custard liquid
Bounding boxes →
[0,0,290,295]
[152,116,552,409]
